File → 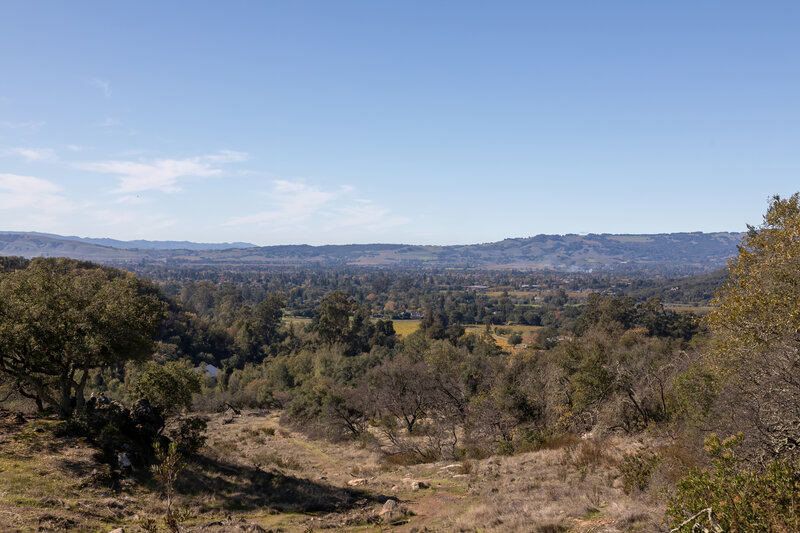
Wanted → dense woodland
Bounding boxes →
[2,195,800,531]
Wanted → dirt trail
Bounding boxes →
[398,491,471,532]
[0,409,668,532]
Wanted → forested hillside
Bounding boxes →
[0,231,743,274]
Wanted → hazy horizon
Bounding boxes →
[1,228,746,250]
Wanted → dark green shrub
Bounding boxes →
[151,441,187,532]
[496,440,514,456]
[667,434,800,532]
[168,416,208,457]
[618,450,660,494]
[131,361,201,419]
[513,428,546,453]
[61,412,90,437]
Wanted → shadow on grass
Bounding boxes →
[175,454,385,513]
[59,457,104,478]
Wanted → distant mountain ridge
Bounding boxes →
[0,231,745,273]
[0,232,255,250]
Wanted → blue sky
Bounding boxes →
[1,2,799,246]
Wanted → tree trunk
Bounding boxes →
[73,367,90,412]
[17,386,44,412]
[58,374,73,418]
[16,373,59,415]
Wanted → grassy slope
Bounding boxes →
[0,410,669,532]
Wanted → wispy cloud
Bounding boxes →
[226,180,347,227]
[5,147,56,161]
[91,78,111,98]
[225,180,407,234]
[79,151,248,193]
[1,120,44,130]
[91,209,176,232]
[114,194,150,205]
[0,173,75,213]
[326,199,408,231]
[94,117,120,128]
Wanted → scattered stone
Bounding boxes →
[347,478,368,486]
[378,498,408,524]
[109,528,126,533]
[117,452,133,470]
[199,517,266,532]
[410,480,429,491]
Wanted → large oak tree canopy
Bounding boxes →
[0,258,166,417]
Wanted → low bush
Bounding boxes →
[572,439,612,469]
[618,450,660,494]
[496,440,515,456]
[168,416,208,457]
[667,433,800,532]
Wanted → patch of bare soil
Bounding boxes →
[0,409,670,532]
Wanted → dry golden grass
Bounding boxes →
[462,324,544,351]
[0,415,148,532]
[664,305,714,314]
[0,410,669,532]
[450,437,666,532]
[392,319,421,337]
[485,290,539,298]
[282,316,313,325]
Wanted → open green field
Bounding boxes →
[282,317,544,345]
[665,305,715,314]
[485,290,538,298]
[284,317,422,338]
[463,324,543,349]
[283,316,313,325]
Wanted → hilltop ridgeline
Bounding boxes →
[0,231,743,273]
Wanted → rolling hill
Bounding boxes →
[0,231,744,273]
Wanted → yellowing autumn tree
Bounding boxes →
[707,193,800,459]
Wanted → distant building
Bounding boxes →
[195,363,218,377]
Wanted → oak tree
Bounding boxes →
[0,258,166,417]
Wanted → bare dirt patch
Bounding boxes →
[0,410,669,532]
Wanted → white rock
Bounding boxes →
[378,499,406,523]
